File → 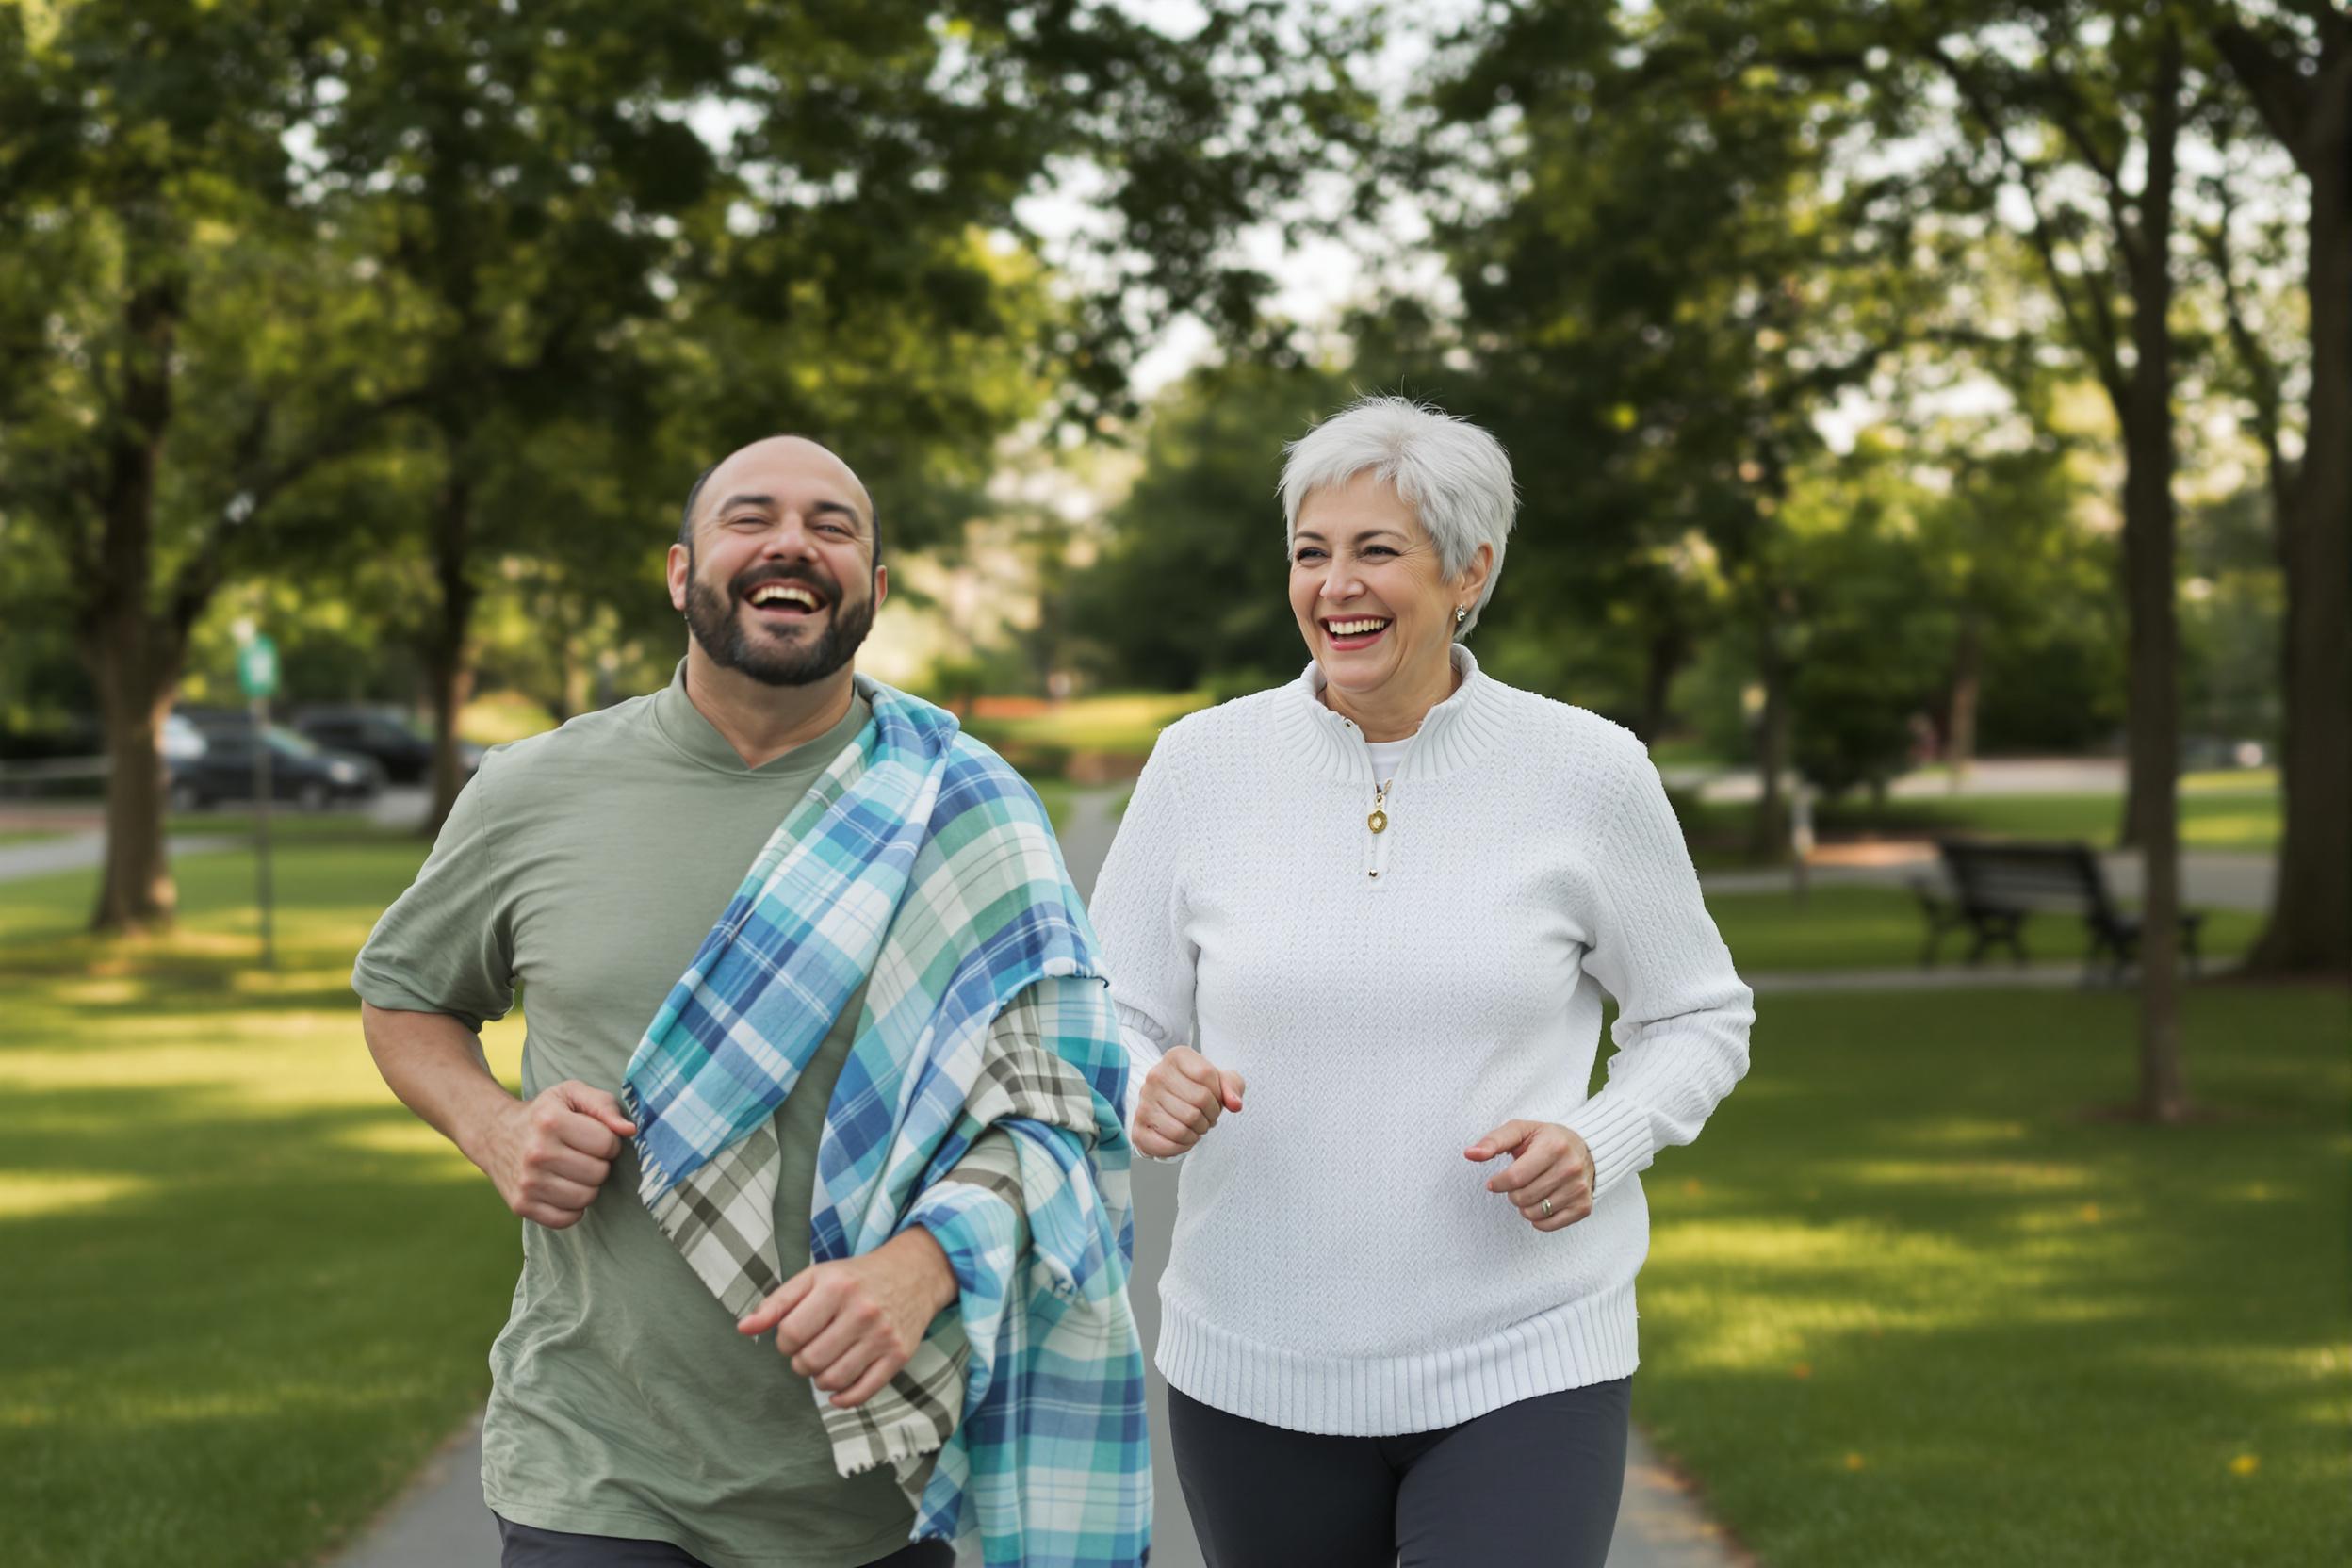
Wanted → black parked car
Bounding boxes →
[166,719,384,810]
[291,705,481,786]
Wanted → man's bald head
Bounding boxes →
[678,435,881,569]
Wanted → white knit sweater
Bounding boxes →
[1090,645,1754,1436]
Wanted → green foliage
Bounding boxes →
[1069,356,1357,691]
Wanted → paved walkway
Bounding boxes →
[1666,754,2254,802]
[1701,849,2274,912]
[332,1413,1745,1568]
[0,828,239,885]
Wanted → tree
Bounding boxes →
[2194,0,2350,977]
[1790,0,2208,1119]
[1070,355,1355,692]
[296,0,1375,826]
[1418,0,1939,852]
[0,2,408,932]
[1900,6,2192,1123]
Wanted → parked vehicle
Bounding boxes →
[290,705,481,786]
[165,720,383,811]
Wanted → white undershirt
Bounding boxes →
[1362,736,1413,781]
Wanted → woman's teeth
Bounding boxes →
[1328,618,1389,637]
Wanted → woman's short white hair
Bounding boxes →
[1279,395,1518,638]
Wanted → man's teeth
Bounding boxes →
[749,584,821,610]
[1328,618,1390,637]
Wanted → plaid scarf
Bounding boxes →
[620,677,1149,1567]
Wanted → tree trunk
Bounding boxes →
[86,274,182,935]
[1637,622,1689,745]
[2248,65,2352,977]
[424,466,478,833]
[2121,24,2186,1122]
[89,640,177,935]
[1747,613,1792,862]
[1947,604,1983,789]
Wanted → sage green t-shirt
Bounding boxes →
[351,665,918,1568]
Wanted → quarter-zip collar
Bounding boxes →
[1278,642,1509,784]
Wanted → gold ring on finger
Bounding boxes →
[1540,1197,1554,1218]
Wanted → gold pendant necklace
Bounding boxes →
[1367,778,1392,834]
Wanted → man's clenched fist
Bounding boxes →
[479,1080,637,1229]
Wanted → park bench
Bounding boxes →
[1911,837,2206,985]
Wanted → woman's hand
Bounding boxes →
[1132,1046,1245,1159]
[1465,1119,1596,1232]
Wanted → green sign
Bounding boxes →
[237,634,280,698]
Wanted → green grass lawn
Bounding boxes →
[964,690,1210,766]
[1707,885,2264,974]
[0,838,524,1568]
[164,809,411,844]
[1817,784,2280,855]
[1632,984,2352,1567]
[0,827,73,846]
[1682,776,2280,866]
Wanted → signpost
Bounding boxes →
[236,629,280,968]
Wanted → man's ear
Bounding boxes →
[873,562,889,611]
[667,542,691,613]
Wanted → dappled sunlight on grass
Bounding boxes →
[1630,986,2352,1567]
[1,840,535,1567]
[2181,811,2280,846]
[0,1170,155,1219]
[1830,1156,2097,1193]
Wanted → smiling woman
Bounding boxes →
[1090,396,1755,1568]
[1281,400,1515,744]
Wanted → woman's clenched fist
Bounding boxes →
[1132,1046,1246,1159]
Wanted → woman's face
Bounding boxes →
[1289,471,1485,703]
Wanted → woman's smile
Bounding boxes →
[1320,614,1394,651]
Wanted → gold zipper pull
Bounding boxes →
[1367,780,1390,834]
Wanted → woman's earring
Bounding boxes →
[1455,605,1468,627]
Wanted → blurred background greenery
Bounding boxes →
[2,1,2344,1564]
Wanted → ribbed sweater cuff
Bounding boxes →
[1565,1088,1656,1200]
[1113,1006,1180,1161]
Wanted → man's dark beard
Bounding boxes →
[684,559,875,687]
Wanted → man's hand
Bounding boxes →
[1132,1045,1245,1159]
[738,1228,959,1410]
[1466,1119,1596,1232]
[476,1080,636,1229]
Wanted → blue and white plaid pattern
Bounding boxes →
[621,677,1148,1568]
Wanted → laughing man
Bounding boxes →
[353,436,1149,1568]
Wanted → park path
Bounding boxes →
[329,785,1750,1568]
[0,828,240,885]
[1698,847,2273,912]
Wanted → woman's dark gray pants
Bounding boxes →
[1167,1377,1632,1568]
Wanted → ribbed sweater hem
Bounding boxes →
[1157,1281,1640,1436]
